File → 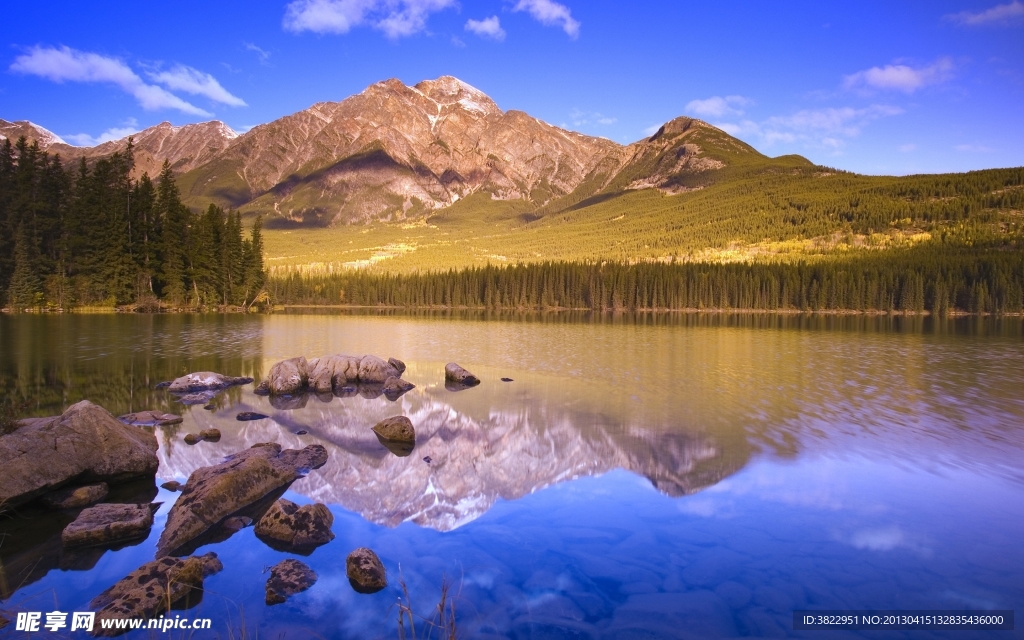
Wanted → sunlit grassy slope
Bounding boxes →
[258,162,1024,276]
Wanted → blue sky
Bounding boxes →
[2,0,1022,175]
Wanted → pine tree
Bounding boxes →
[7,224,41,311]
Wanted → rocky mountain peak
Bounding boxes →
[413,76,500,116]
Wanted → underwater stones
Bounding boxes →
[265,559,317,605]
[346,547,387,593]
[61,503,159,549]
[167,372,253,393]
[90,552,222,636]
[41,482,109,509]
[222,516,253,531]
[199,428,221,442]
[236,411,269,421]
[501,377,514,382]
[255,499,335,550]
[382,376,415,399]
[0,400,159,509]
[156,443,327,557]
[117,410,182,427]
[161,481,183,492]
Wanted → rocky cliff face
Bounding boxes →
[5,76,788,225]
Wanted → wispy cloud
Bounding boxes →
[63,118,141,147]
[685,95,753,118]
[716,104,904,151]
[244,42,272,65]
[955,143,996,152]
[465,16,506,41]
[283,0,456,39]
[513,0,580,38]
[147,65,246,106]
[570,108,616,127]
[843,58,954,94]
[10,45,214,116]
[946,0,1024,25]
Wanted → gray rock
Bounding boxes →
[372,416,415,444]
[61,503,159,549]
[90,553,222,636]
[255,499,335,549]
[266,559,317,605]
[444,362,480,385]
[156,443,328,557]
[382,376,415,398]
[167,372,253,393]
[346,547,387,593]
[199,428,221,442]
[117,411,182,427]
[357,355,401,383]
[223,516,253,530]
[307,354,361,393]
[41,483,109,509]
[236,411,269,421]
[254,357,309,395]
[0,400,159,509]
[175,391,219,406]
[183,433,201,445]
[388,357,407,375]
[161,481,182,492]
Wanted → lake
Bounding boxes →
[1,312,1022,639]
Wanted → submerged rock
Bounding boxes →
[41,483,109,509]
[175,391,220,406]
[445,363,480,386]
[156,443,328,557]
[167,372,253,393]
[117,411,183,427]
[0,400,159,509]
[90,552,222,636]
[346,547,387,593]
[501,377,514,382]
[222,516,253,531]
[61,503,159,549]
[236,411,269,421]
[266,559,317,605]
[161,481,183,492]
[255,499,335,551]
[199,428,221,442]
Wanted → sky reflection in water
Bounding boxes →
[0,312,1021,638]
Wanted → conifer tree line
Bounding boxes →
[0,137,266,310]
[269,236,1024,315]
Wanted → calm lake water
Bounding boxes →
[1,312,1022,639]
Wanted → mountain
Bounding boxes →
[3,76,808,227]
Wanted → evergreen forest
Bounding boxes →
[0,137,266,310]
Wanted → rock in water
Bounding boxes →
[388,357,407,375]
[445,362,480,386]
[382,376,415,399]
[90,553,222,636]
[501,377,514,382]
[161,481,183,492]
[255,499,335,550]
[307,354,361,393]
[199,428,221,442]
[266,559,317,605]
[346,547,387,593]
[41,482,109,509]
[167,372,253,393]
[62,503,160,548]
[236,411,269,421]
[156,443,328,557]
[254,357,309,395]
[183,433,201,445]
[0,400,159,508]
[117,411,183,427]
[372,416,415,444]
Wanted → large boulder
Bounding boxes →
[254,357,309,395]
[265,559,317,605]
[156,443,328,557]
[0,401,159,508]
[61,503,159,549]
[90,553,222,636]
[357,355,401,383]
[346,547,387,593]
[167,372,253,393]
[255,499,335,551]
[307,354,361,393]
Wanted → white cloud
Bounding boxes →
[63,118,141,147]
[685,95,753,118]
[513,0,580,38]
[569,108,616,127]
[244,42,272,64]
[946,0,1024,25]
[147,65,246,107]
[642,124,661,137]
[955,143,996,152]
[715,105,903,150]
[843,58,954,94]
[283,0,456,38]
[466,16,506,40]
[9,45,211,116]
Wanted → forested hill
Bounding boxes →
[0,137,266,311]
